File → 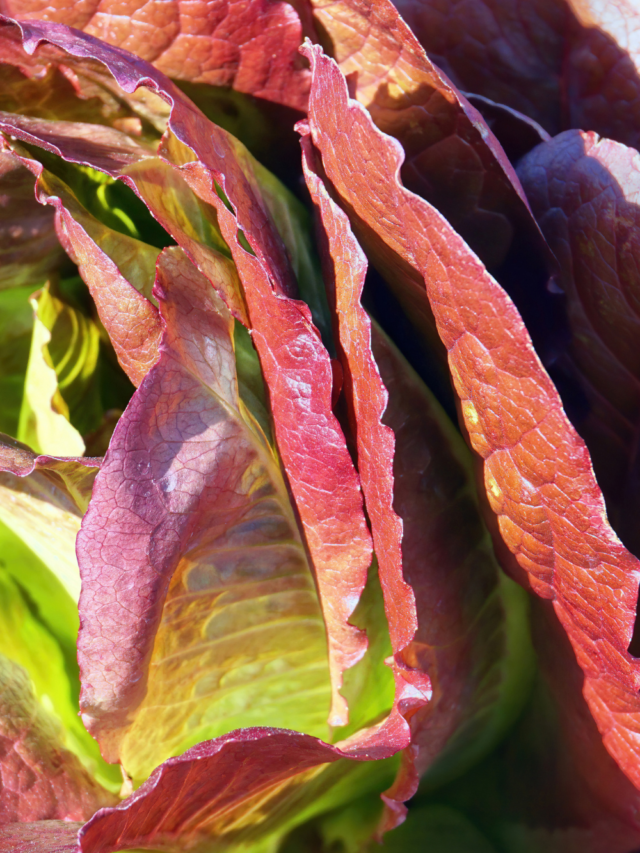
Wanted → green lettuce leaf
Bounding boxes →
[0,546,120,791]
[0,283,39,437]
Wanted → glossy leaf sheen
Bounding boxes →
[302,42,640,791]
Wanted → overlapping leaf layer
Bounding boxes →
[2,2,640,852]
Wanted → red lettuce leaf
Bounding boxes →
[371,328,531,784]
[517,129,640,557]
[76,246,332,775]
[0,23,171,135]
[35,167,162,389]
[160,140,374,728]
[302,133,532,831]
[78,729,360,853]
[301,41,640,793]
[0,147,63,288]
[307,0,541,271]
[390,0,566,134]
[0,15,374,730]
[0,0,310,110]
[391,0,640,152]
[0,656,115,825]
[0,821,81,852]
[0,111,156,174]
[300,135,428,825]
[0,52,146,133]
[301,130,427,713]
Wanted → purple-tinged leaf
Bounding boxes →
[0,139,163,388]
[300,133,428,825]
[464,93,552,164]
[518,129,640,556]
[0,148,62,288]
[0,432,99,512]
[307,0,542,271]
[0,15,374,730]
[371,328,532,788]
[76,247,332,779]
[391,0,640,152]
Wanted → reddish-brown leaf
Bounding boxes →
[300,134,428,824]
[0,0,310,111]
[302,42,640,791]
[160,145,373,728]
[0,22,171,135]
[76,729,364,853]
[0,656,115,826]
[0,57,142,133]
[307,0,539,271]
[302,135,532,832]
[0,17,373,728]
[0,147,62,288]
[0,820,81,853]
[0,128,164,388]
[370,328,528,778]
[390,0,566,134]
[391,0,640,152]
[518,129,640,556]
[38,175,162,389]
[300,133,428,804]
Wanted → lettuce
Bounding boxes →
[1,3,640,851]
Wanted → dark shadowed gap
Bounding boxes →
[463,93,551,164]
[361,266,458,426]
[628,611,640,658]
[21,143,176,250]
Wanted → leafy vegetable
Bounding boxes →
[2,2,640,851]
